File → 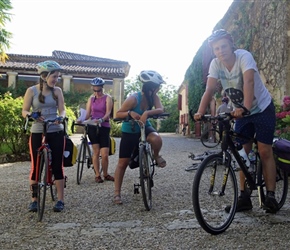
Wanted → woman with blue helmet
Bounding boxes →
[77,77,114,183]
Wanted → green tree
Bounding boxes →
[0,0,13,62]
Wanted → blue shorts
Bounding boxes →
[119,126,156,158]
[234,101,276,145]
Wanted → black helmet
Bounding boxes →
[208,29,233,45]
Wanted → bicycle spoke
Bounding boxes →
[37,150,48,222]
[192,154,238,235]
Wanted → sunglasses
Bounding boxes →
[93,89,102,92]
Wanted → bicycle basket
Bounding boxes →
[273,138,290,172]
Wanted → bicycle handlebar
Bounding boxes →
[23,115,66,133]
[113,112,170,123]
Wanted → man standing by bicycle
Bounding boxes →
[194,29,278,213]
[22,60,66,212]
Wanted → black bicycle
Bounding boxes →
[113,113,169,211]
[72,121,98,184]
[192,111,288,235]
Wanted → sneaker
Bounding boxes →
[28,201,37,212]
[104,175,114,181]
[95,176,104,183]
[263,194,279,214]
[236,195,253,212]
[53,200,64,212]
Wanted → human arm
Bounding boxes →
[101,95,113,122]
[194,77,218,121]
[232,69,255,118]
[115,95,139,119]
[22,87,34,118]
[55,87,66,118]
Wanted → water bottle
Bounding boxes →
[248,150,256,173]
[238,147,250,167]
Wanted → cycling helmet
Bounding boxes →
[91,77,105,86]
[139,70,165,87]
[222,97,229,104]
[37,60,62,74]
[208,29,234,45]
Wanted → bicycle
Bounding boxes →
[72,120,101,185]
[113,113,169,211]
[192,110,288,235]
[190,109,222,148]
[24,114,65,222]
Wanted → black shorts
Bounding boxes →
[119,126,156,158]
[87,125,110,148]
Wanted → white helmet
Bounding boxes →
[139,70,165,87]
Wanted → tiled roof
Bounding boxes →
[0,50,130,79]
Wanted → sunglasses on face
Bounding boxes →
[93,89,102,92]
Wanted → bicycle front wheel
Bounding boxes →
[139,144,153,211]
[77,140,87,184]
[201,129,221,148]
[257,155,288,210]
[192,153,238,235]
[37,149,48,222]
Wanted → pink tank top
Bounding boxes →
[90,95,110,128]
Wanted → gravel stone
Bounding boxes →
[1,133,290,249]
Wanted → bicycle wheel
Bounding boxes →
[37,149,48,222]
[257,155,288,210]
[77,140,87,185]
[192,153,238,235]
[201,129,221,148]
[139,144,153,211]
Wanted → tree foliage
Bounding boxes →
[0,0,12,62]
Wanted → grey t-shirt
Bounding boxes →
[30,86,63,133]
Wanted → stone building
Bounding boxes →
[0,50,130,117]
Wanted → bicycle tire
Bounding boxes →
[192,153,238,235]
[200,129,221,148]
[257,154,288,210]
[77,141,86,185]
[37,149,48,222]
[139,144,153,211]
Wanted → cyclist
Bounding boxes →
[194,29,278,213]
[77,77,114,183]
[22,60,66,212]
[113,70,166,204]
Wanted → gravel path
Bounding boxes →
[1,133,290,249]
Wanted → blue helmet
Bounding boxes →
[91,77,105,86]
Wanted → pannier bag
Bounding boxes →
[109,137,116,156]
[63,136,78,167]
[273,138,290,171]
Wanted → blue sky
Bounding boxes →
[6,0,233,86]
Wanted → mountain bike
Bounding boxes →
[24,114,65,222]
[72,120,100,184]
[113,113,169,211]
[192,111,288,235]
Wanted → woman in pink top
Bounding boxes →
[78,77,114,183]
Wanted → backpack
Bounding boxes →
[63,136,78,167]
[273,138,290,172]
[109,137,116,156]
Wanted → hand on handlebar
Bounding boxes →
[193,112,203,121]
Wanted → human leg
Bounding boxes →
[114,158,130,204]
[146,131,166,168]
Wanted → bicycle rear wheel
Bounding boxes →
[77,141,87,184]
[201,129,221,148]
[37,149,48,222]
[257,155,288,210]
[139,144,153,211]
[192,153,238,235]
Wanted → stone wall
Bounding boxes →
[215,0,289,103]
